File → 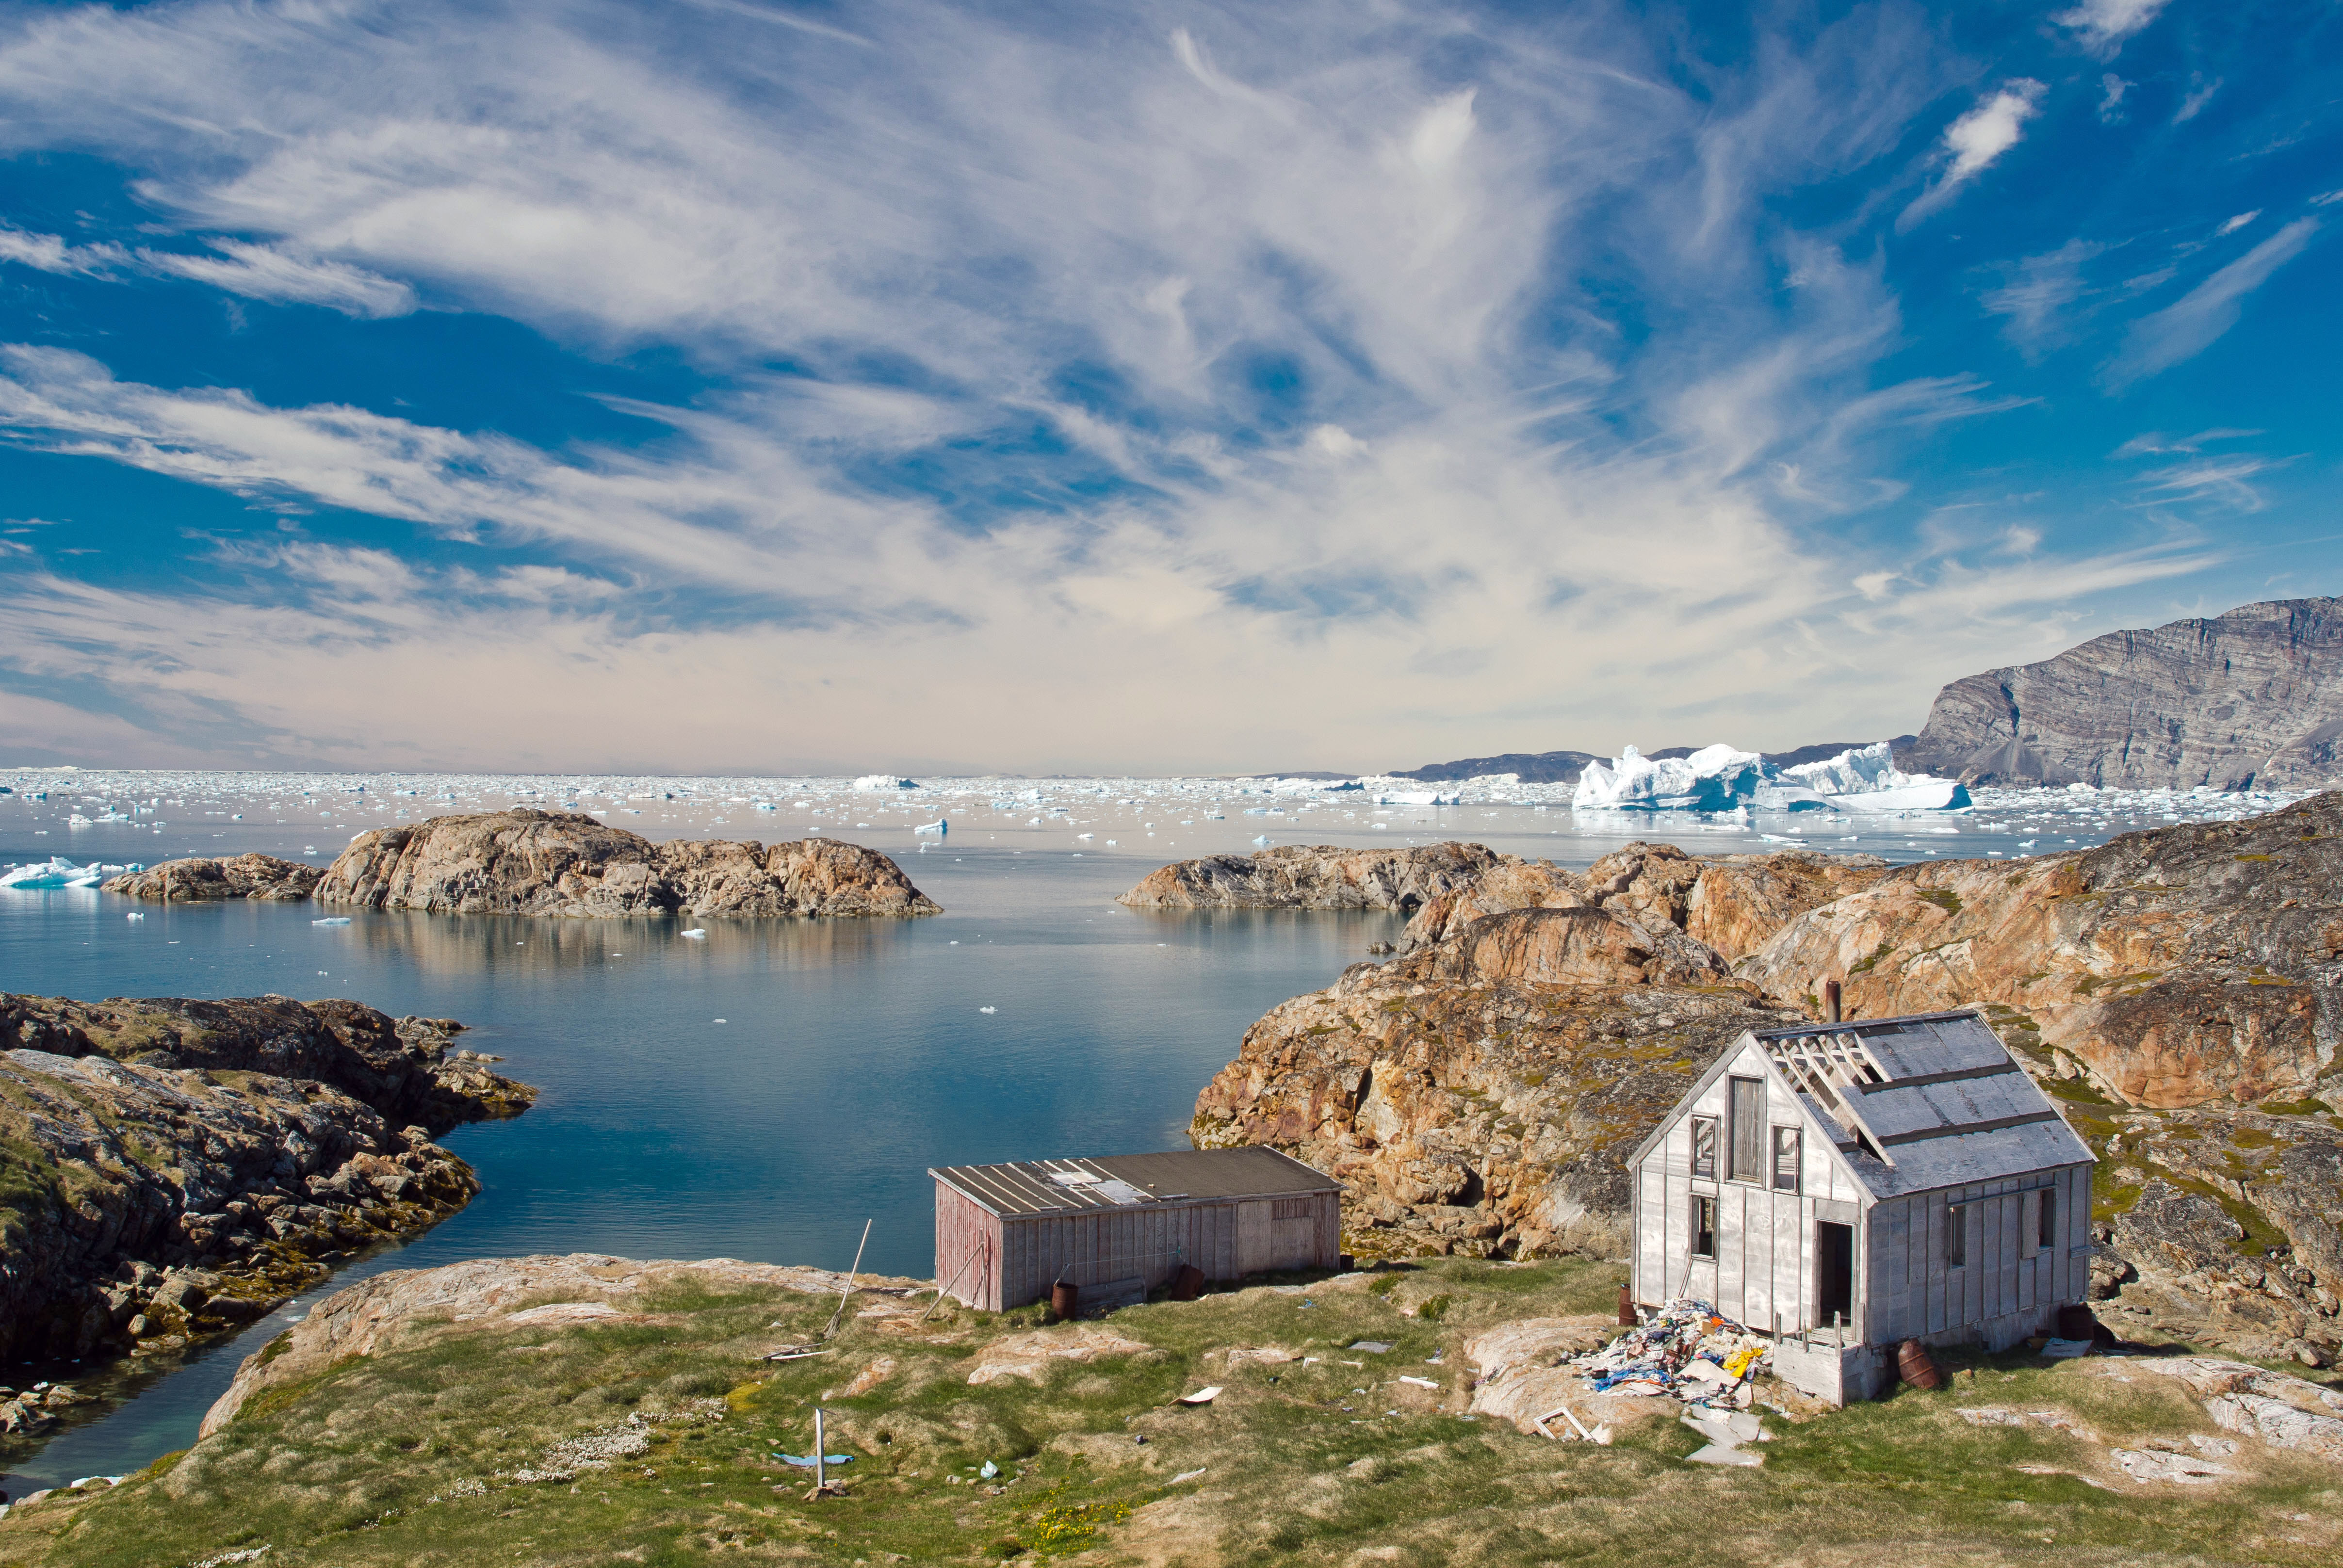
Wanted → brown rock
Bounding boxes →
[1738,792,2343,1109]
[1401,860,1587,950]
[1117,842,1503,912]
[315,810,939,918]
[102,853,321,903]
[1413,906,1731,988]
[1684,850,1892,960]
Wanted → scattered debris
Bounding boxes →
[1680,1408,1766,1466]
[1570,1299,1771,1403]
[1396,1375,1440,1390]
[1176,1386,1223,1405]
[1349,1341,1394,1354]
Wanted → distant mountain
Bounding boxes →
[1387,739,1908,784]
[1904,598,2343,790]
[1386,750,1600,783]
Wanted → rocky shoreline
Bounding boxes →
[1117,842,1503,912]
[104,809,940,919]
[1188,803,2343,1367]
[0,994,534,1395]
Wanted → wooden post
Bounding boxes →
[814,1407,825,1493]
[824,1219,873,1341]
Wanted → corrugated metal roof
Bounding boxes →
[1755,1011,2092,1198]
[931,1146,1341,1218]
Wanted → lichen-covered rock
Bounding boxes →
[102,853,321,903]
[1191,912,1797,1259]
[1397,842,1884,960]
[1737,792,2343,1110]
[0,993,532,1370]
[315,810,938,918]
[1117,842,1503,911]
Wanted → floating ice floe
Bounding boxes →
[914,819,947,835]
[1574,742,1968,815]
[680,928,708,939]
[1376,791,1461,806]
[0,857,138,889]
[312,917,351,927]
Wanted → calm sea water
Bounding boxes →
[0,774,2272,1490]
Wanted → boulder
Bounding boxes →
[314,810,939,918]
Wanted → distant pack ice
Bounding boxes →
[1572,742,1968,814]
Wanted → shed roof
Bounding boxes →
[1751,1010,2093,1198]
[931,1146,1342,1218]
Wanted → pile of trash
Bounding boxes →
[1569,1298,1771,1408]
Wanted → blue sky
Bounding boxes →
[0,0,2336,774]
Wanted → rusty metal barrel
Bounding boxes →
[1050,1280,1079,1320]
[1896,1338,1941,1390]
[1618,1286,1636,1327]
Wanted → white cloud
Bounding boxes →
[0,1,2260,768]
[1899,81,2046,230]
[0,224,128,275]
[2106,219,2319,387]
[2173,74,2220,125]
[137,240,415,317]
[2054,1,2169,59]
[2214,211,2261,237]
[1981,238,2102,357]
[2097,73,2131,124]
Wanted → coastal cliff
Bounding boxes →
[100,854,320,902]
[0,994,532,1374]
[1903,596,2343,788]
[313,810,940,918]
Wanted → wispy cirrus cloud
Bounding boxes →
[0,0,2301,770]
[2105,218,2319,388]
[0,224,413,315]
[2054,0,2169,60]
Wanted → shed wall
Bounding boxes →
[935,1180,1004,1312]
[1863,1162,2093,1347]
[984,1190,1340,1311]
[1630,1038,1854,1333]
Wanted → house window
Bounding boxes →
[1947,1203,1968,1267]
[1692,1195,1717,1259]
[1728,1076,1765,1181]
[1690,1116,1718,1180]
[2037,1186,2056,1249]
[1771,1126,1802,1193]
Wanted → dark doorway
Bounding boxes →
[1817,1222,1855,1330]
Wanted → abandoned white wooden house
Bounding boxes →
[1628,1009,2096,1404]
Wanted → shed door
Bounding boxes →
[1236,1200,1275,1274]
[1816,1221,1854,1330]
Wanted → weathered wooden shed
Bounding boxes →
[1627,1009,2095,1404]
[930,1146,1345,1313]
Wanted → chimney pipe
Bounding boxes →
[1825,979,1843,1024]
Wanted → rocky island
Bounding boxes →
[100,853,321,902]
[105,809,941,919]
[0,994,532,1378]
[1117,841,1503,912]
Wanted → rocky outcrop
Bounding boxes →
[315,810,939,918]
[101,854,321,902]
[1903,597,2343,788]
[201,1253,922,1436]
[1737,792,2343,1111]
[0,994,533,1370]
[1398,842,1887,961]
[1118,842,1502,912]
[1192,911,1797,1260]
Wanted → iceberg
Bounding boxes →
[1375,791,1461,806]
[1574,745,1765,812]
[1574,741,1968,814]
[852,775,918,791]
[0,857,110,889]
[913,818,947,835]
[1769,742,1970,814]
